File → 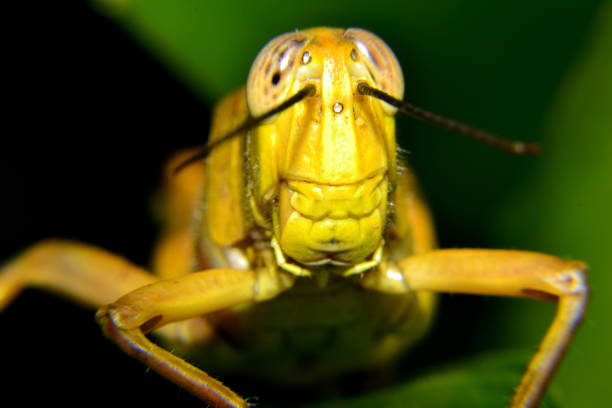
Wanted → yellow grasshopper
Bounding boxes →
[0,27,588,408]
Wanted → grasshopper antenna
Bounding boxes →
[173,84,316,174]
[357,82,540,155]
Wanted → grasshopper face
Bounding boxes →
[246,28,405,267]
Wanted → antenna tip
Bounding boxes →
[512,141,541,155]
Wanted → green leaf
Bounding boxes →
[494,3,612,407]
[299,351,560,408]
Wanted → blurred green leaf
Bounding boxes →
[299,351,559,408]
[494,2,612,407]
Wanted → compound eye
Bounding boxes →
[343,28,404,114]
[247,32,309,117]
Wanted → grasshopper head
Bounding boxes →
[246,28,404,271]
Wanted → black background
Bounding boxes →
[2,2,209,405]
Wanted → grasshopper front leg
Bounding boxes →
[96,266,295,408]
[363,249,588,408]
[0,240,156,311]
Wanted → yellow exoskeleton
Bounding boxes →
[0,28,587,407]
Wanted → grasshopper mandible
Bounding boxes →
[0,27,587,408]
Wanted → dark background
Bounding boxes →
[2,2,209,405]
[1,1,609,406]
